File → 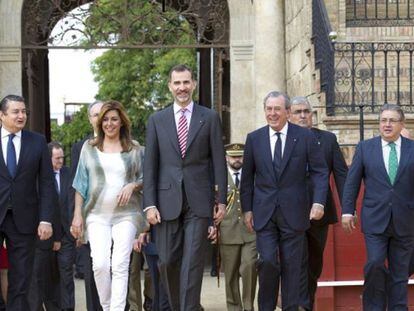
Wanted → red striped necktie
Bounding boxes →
[178,108,188,158]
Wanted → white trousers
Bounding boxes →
[88,221,137,311]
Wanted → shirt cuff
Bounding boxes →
[39,221,52,226]
[342,214,354,217]
[312,203,324,210]
[144,206,156,212]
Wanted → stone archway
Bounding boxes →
[2,0,232,141]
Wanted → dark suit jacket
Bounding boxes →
[0,129,55,234]
[342,136,414,236]
[240,123,329,232]
[143,104,227,220]
[309,128,348,226]
[58,166,72,238]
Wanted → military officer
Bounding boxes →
[220,143,257,311]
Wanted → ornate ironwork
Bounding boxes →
[22,0,229,49]
[312,0,335,115]
[346,0,414,27]
[334,42,414,114]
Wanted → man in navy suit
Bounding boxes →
[342,103,414,310]
[289,96,348,310]
[0,94,55,310]
[240,91,329,310]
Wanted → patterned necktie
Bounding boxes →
[234,172,240,188]
[177,108,188,158]
[273,132,282,177]
[388,142,398,185]
[7,133,17,177]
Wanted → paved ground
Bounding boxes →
[74,272,278,310]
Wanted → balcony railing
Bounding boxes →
[334,42,414,114]
[346,0,414,26]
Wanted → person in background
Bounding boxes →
[289,96,348,311]
[0,95,55,310]
[71,101,146,311]
[0,244,8,311]
[48,141,76,311]
[220,143,257,311]
[342,104,414,310]
[70,100,103,311]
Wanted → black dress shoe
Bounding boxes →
[210,270,217,277]
[199,305,204,311]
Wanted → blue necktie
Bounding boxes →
[7,134,17,177]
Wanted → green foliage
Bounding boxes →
[51,0,198,155]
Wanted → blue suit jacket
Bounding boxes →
[0,129,55,234]
[342,136,414,236]
[240,123,329,231]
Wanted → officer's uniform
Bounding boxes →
[220,143,257,311]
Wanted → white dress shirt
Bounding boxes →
[269,122,288,159]
[1,127,22,165]
[173,101,194,131]
[54,170,61,193]
[228,167,242,186]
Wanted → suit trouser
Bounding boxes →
[28,246,60,311]
[154,207,209,311]
[57,232,76,309]
[298,222,329,310]
[146,253,171,311]
[88,220,136,311]
[256,208,304,311]
[0,211,36,311]
[363,222,414,311]
[127,251,153,311]
[220,241,257,311]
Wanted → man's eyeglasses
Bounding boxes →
[291,109,311,115]
[380,118,401,124]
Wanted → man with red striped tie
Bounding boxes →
[143,64,227,311]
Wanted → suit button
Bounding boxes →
[238,216,241,220]
[237,208,241,211]
[389,203,392,206]
[237,200,240,203]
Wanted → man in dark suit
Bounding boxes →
[342,104,414,310]
[48,141,76,311]
[0,94,55,310]
[143,64,227,311]
[70,100,103,311]
[240,91,329,311]
[289,96,348,310]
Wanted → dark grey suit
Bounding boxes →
[143,103,227,311]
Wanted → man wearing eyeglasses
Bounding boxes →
[342,103,414,310]
[289,97,348,311]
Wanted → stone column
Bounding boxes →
[228,0,255,143]
[254,0,286,129]
[0,0,24,97]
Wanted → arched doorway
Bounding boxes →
[20,0,230,141]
